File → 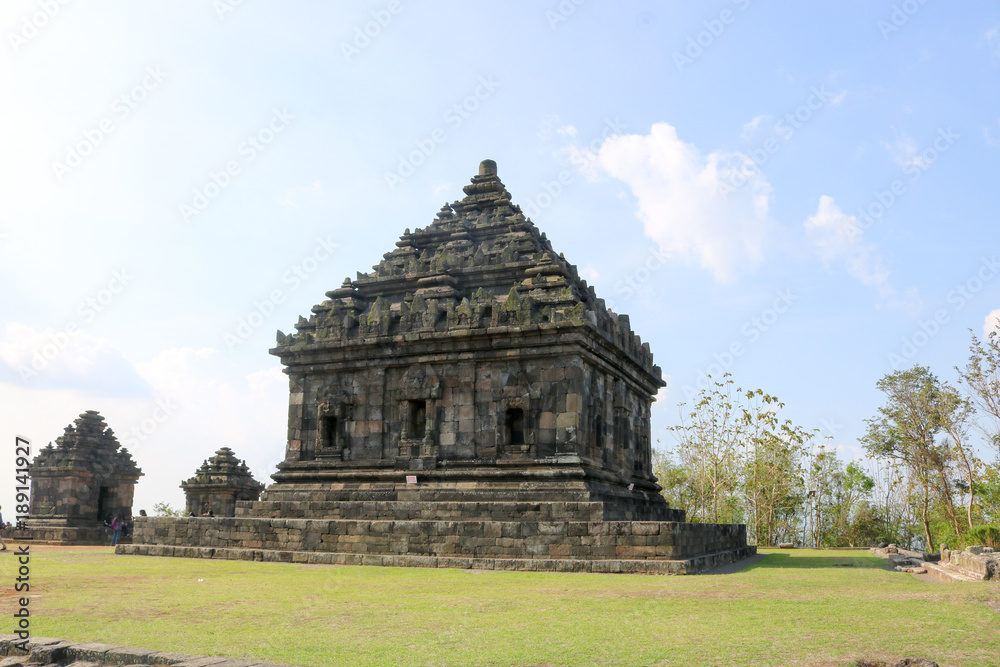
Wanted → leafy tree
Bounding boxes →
[861,366,968,549]
[669,375,744,523]
[867,455,917,545]
[973,463,1000,525]
[936,382,976,530]
[667,375,812,544]
[741,389,810,546]
[805,448,877,546]
[651,445,694,515]
[957,330,1000,455]
[152,501,182,517]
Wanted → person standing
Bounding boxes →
[110,513,124,547]
[0,505,6,551]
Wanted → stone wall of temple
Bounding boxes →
[286,354,652,475]
[120,516,753,574]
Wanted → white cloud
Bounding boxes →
[586,122,775,282]
[741,115,770,140]
[883,126,932,170]
[0,330,288,517]
[0,321,151,397]
[984,309,1000,337]
[804,195,919,311]
[579,264,600,285]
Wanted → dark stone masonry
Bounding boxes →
[120,160,754,573]
[181,447,265,517]
[25,410,142,544]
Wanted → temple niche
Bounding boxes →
[181,447,265,517]
[27,410,142,544]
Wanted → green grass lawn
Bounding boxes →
[2,546,998,666]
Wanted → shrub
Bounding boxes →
[152,501,182,517]
[961,525,1000,549]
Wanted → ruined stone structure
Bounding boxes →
[940,544,1000,580]
[27,410,142,544]
[122,160,754,573]
[181,447,265,517]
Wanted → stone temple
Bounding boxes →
[123,160,753,573]
[181,447,265,517]
[27,410,142,544]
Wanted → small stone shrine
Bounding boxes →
[181,447,265,517]
[27,410,142,544]
[123,160,754,573]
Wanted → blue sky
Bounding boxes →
[2,0,998,515]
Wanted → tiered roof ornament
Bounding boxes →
[32,410,141,478]
[273,159,660,386]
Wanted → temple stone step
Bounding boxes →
[234,499,607,521]
[118,542,757,575]
[128,515,749,565]
[255,487,598,504]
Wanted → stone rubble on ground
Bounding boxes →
[938,543,999,580]
[870,543,994,582]
[0,635,296,667]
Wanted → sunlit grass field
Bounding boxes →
[1,546,998,666]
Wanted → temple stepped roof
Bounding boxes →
[30,410,142,478]
[183,447,264,490]
[272,160,661,382]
